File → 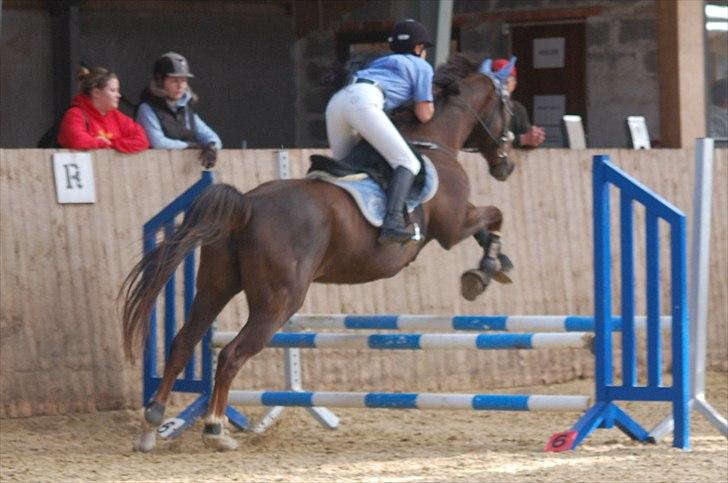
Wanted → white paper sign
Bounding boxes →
[627,116,651,150]
[533,95,566,148]
[563,115,587,149]
[52,152,96,203]
[533,37,565,69]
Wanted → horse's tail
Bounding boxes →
[119,183,249,361]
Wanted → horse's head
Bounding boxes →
[433,55,516,181]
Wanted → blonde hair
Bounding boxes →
[77,66,117,95]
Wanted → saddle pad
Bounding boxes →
[306,156,439,227]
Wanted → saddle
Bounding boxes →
[306,140,438,230]
[307,140,427,194]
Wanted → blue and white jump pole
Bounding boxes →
[279,314,672,332]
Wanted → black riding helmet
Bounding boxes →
[388,19,433,54]
[153,52,195,80]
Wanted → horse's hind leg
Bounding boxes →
[134,246,241,452]
[201,280,308,451]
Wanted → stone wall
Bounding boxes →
[293,0,661,149]
[1,7,296,149]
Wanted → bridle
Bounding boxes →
[409,71,512,162]
[457,73,513,160]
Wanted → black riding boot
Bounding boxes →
[378,166,416,244]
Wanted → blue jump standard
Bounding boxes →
[564,155,690,450]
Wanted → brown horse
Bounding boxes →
[121,54,515,451]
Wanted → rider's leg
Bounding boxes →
[325,88,360,160]
[378,166,418,243]
[342,84,422,243]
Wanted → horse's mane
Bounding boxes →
[433,53,484,98]
[391,53,485,127]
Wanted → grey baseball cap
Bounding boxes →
[153,52,195,78]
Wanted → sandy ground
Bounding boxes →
[1,373,726,482]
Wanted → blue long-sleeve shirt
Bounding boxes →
[136,91,222,149]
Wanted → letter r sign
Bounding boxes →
[52,153,96,204]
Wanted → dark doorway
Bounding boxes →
[510,22,586,147]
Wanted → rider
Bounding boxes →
[325,19,435,244]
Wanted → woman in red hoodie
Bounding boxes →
[58,67,149,153]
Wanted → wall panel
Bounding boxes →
[0,148,725,417]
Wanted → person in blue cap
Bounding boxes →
[325,19,435,244]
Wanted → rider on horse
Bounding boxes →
[325,19,435,244]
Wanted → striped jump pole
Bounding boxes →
[284,314,672,333]
[212,331,594,350]
[228,391,590,412]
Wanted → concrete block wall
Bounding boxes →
[293,0,661,149]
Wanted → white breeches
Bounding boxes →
[325,83,421,175]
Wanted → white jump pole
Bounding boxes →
[649,138,728,441]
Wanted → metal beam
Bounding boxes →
[47,0,81,120]
[432,0,453,68]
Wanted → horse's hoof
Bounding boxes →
[144,400,166,426]
[492,254,514,284]
[133,429,157,452]
[202,423,239,451]
[461,269,490,301]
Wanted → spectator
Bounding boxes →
[136,52,221,168]
[491,58,546,149]
[707,77,728,139]
[57,67,149,153]
[325,19,434,244]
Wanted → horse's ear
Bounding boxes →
[494,56,517,84]
[478,58,492,75]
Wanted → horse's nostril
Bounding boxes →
[488,159,515,181]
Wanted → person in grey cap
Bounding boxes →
[136,52,221,168]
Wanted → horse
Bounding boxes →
[120,54,516,452]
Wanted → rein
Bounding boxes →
[407,139,459,158]
[407,71,513,161]
[458,74,513,159]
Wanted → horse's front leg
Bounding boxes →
[458,204,514,301]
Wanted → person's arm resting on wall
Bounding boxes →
[136,103,189,149]
[112,114,150,154]
[192,113,222,149]
[57,108,108,150]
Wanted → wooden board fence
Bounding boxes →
[0,148,725,417]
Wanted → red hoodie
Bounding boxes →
[57,94,149,154]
